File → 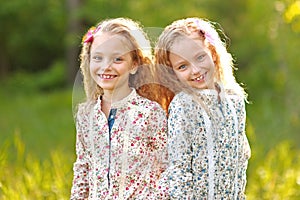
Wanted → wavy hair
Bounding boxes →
[154,17,247,101]
[79,18,157,103]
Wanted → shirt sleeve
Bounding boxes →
[70,105,91,200]
[147,103,169,199]
[167,96,194,199]
[233,97,251,199]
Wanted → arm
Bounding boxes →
[147,103,169,199]
[167,96,194,199]
[70,105,90,200]
[233,97,251,198]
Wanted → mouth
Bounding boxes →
[191,72,207,82]
[99,74,117,79]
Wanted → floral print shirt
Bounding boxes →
[71,89,169,199]
[168,87,251,200]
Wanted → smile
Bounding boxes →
[192,72,207,81]
[99,74,117,79]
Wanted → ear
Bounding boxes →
[130,63,138,74]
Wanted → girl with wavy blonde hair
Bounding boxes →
[71,18,168,199]
[155,17,250,199]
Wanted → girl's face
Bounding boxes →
[90,33,136,95]
[169,32,216,90]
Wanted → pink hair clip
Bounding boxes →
[194,19,215,46]
[82,25,101,44]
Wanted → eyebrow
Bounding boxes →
[195,50,206,56]
[172,59,186,68]
[91,51,129,56]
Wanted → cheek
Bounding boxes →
[89,62,99,72]
[209,61,216,74]
[174,71,188,81]
[204,57,216,70]
[120,64,131,73]
[89,63,98,79]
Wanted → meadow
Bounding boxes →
[0,70,300,199]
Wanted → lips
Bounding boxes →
[99,74,117,79]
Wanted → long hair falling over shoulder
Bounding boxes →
[154,17,247,102]
[79,18,167,109]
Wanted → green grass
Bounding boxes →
[245,120,300,199]
[0,134,73,199]
[0,88,75,161]
[0,85,76,199]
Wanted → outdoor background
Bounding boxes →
[0,0,300,199]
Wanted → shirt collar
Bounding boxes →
[96,88,137,109]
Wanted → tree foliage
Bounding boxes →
[1,0,299,142]
[0,0,66,75]
[1,0,298,84]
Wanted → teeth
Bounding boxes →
[194,74,204,81]
[100,74,115,79]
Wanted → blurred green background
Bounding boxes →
[0,0,300,199]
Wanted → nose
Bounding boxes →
[191,63,201,75]
[100,58,113,72]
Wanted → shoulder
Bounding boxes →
[75,101,95,121]
[170,92,193,106]
[168,92,208,129]
[135,93,166,114]
[226,92,245,105]
[225,89,246,104]
[168,92,200,118]
[135,93,159,107]
[225,92,246,115]
[175,91,192,99]
[169,92,200,110]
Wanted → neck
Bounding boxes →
[102,87,132,104]
[101,87,132,118]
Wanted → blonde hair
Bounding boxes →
[79,17,156,103]
[154,17,247,100]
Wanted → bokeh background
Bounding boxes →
[1,0,300,199]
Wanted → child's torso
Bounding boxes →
[82,92,167,199]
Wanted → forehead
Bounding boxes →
[91,33,132,54]
[169,33,205,59]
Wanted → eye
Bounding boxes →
[178,64,187,70]
[92,55,102,61]
[113,57,123,63]
[197,54,205,61]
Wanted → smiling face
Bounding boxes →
[169,32,216,90]
[89,33,136,97]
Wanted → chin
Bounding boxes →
[190,83,207,90]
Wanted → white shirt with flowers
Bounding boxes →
[71,89,169,199]
[167,87,251,200]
